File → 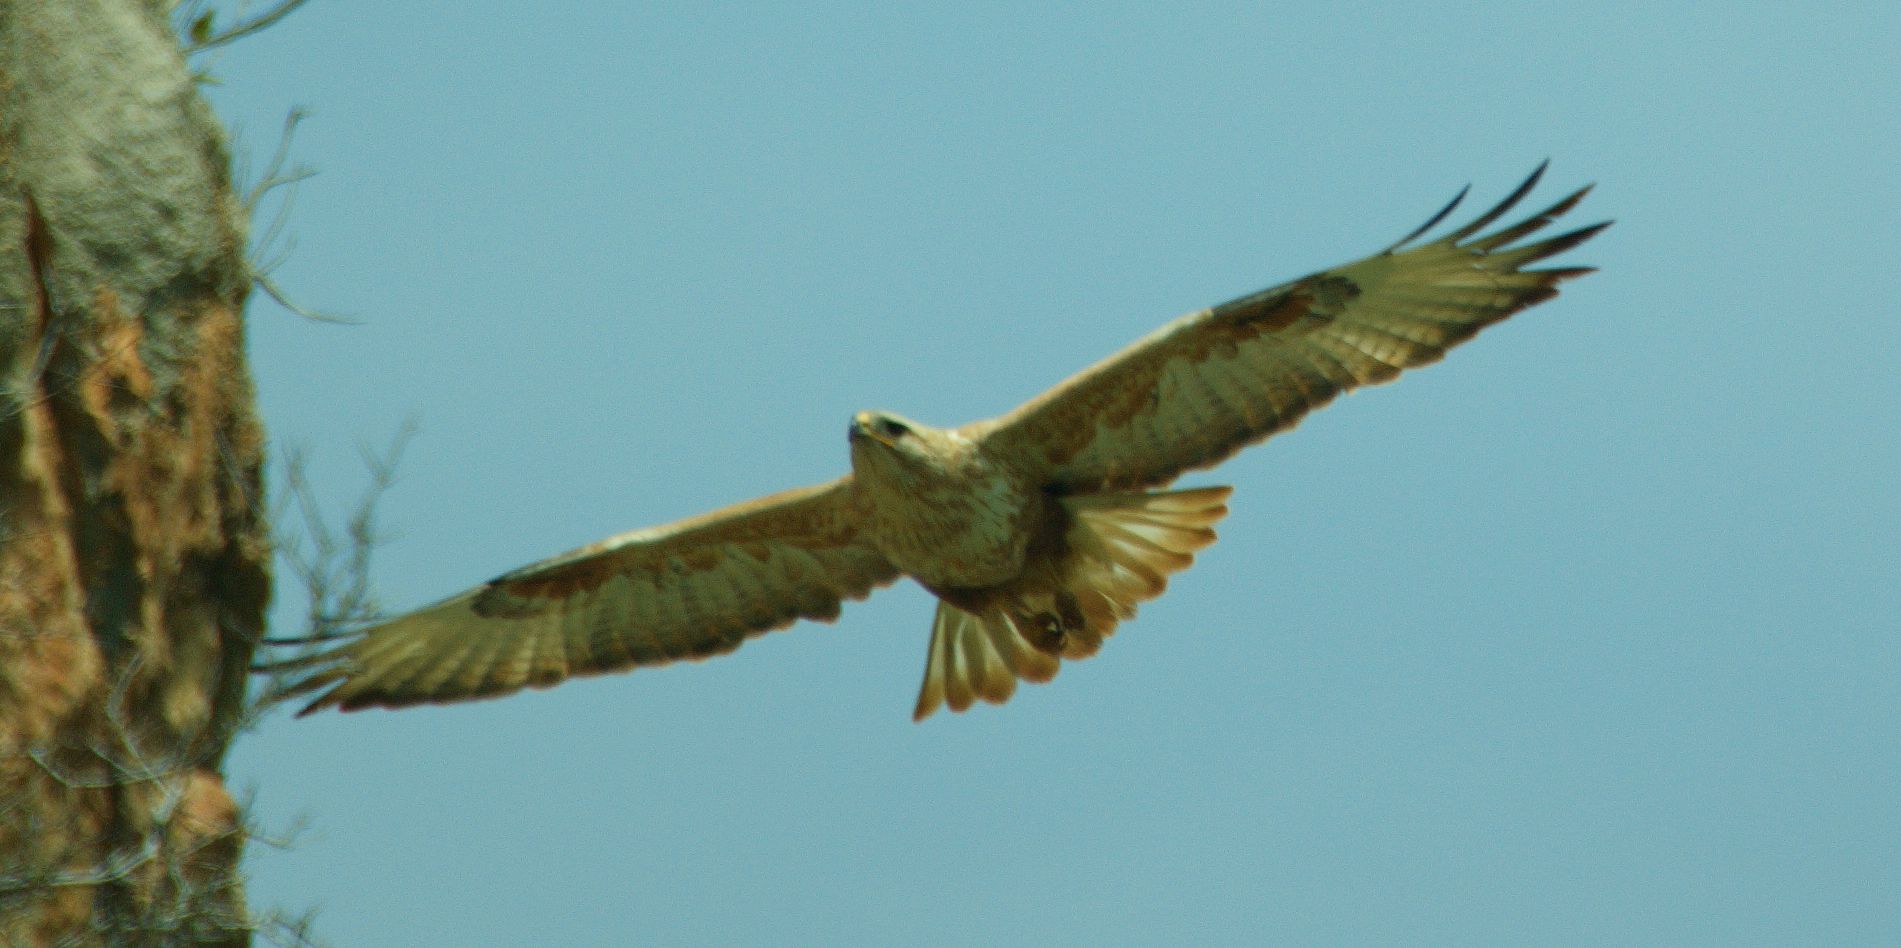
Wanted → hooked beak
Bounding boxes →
[850,411,895,447]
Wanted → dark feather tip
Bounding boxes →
[1444,162,1550,244]
[1386,182,1472,252]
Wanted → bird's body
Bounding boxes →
[847,413,1034,590]
[266,165,1608,720]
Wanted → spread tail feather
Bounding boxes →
[913,485,1232,720]
[911,603,1059,721]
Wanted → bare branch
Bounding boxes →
[236,109,358,323]
[185,0,317,54]
[255,271,357,324]
[246,108,316,210]
[251,422,417,703]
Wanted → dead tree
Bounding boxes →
[1,0,276,942]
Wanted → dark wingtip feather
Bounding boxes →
[1441,161,1549,244]
[272,673,345,716]
[1469,185,1598,252]
[1383,182,1470,253]
[252,645,351,675]
[1516,220,1613,263]
[251,643,360,715]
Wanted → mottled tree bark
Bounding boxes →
[0,0,271,943]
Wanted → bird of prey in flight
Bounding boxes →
[268,164,1607,721]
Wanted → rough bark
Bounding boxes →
[0,0,270,943]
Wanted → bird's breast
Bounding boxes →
[862,465,1037,589]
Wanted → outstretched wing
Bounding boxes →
[974,164,1609,492]
[269,477,897,715]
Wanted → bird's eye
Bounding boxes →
[877,418,909,439]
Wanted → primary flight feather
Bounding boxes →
[266,165,1607,720]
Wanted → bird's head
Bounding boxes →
[849,410,917,449]
[848,410,961,485]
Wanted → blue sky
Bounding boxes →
[207,3,1899,944]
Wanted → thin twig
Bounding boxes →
[246,109,315,210]
[255,272,357,324]
[251,422,417,693]
[186,0,317,54]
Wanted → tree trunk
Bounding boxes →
[0,0,270,943]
